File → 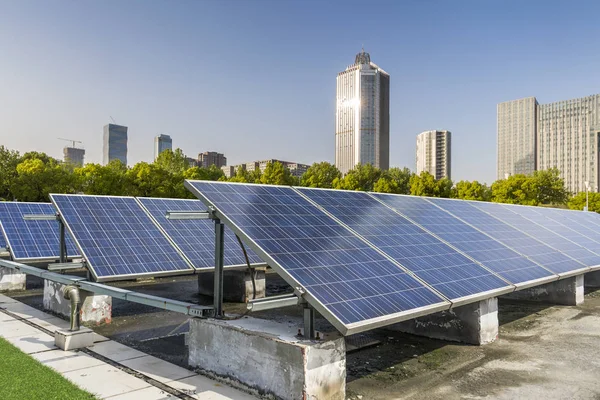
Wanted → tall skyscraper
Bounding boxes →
[63,147,85,167]
[103,124,128,166]
[497,94,600,193]
[198,151,227,168]
[154,134,172,160]
[335,49,390,175]
[416,130,451,180]
[497,97,538,179]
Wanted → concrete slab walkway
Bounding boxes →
[0,294,256,400]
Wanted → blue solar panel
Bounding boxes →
[185,181,448,334]
[504,205,600,265]
[370,194,556,285]
[469,202,598,269]
[51,194,193,281]
[297,188,511,300]
[137,197,263,269]
[448,200,586,274]
[0,202,79,261]
[538,208,600,247]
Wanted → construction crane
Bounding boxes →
[57,138,83,148]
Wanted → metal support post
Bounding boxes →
[214,219,225,317]
[59,219,67,263]
[303,304,316,339]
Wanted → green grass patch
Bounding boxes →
[0,337,96,400]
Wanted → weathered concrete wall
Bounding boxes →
[390,298,499,345]
[502,275,584,305]
[188,317,346,400]
[43,280,112,325]
[0,265,26,291]
[585,271,600,288]
[198,269,266,302]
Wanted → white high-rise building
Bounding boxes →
[497,94,600,193]
[538,95,600,193]
[497,97,538,179]
[416,130,452,180]
[335,49,390,175]
[154,134,172,160]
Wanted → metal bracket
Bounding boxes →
[247,294,300,311]
[22,214,59,221]
[48,262,85,272]
[165,209,217,220]
[303,304,317,340]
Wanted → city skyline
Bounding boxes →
[2,1,600,184]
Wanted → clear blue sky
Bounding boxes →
[1,0,599,184]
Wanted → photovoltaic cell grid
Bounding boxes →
[51,194,193,281]
[540,208,600,245]
[0,202,79,261]
[505,205,600,262]
[185,181,447,330]
[429,199,586,275]
[469,201,595,271]
[370,194,555,285]
[297,188,510,300]
[137,197,263,269]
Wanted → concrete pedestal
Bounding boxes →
[55,327,94,350]
[502,275,584,305]
[43,281,112,325]
[390,298,499,345]
[188,317,346,400]
[585,271,600,288]
[0,266,26,292]
[198,269,266,302]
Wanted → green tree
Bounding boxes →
[300,162,341,188]
[229,166,254,183]
[154,148,189,174]
[530,168,570,205]
[11,158,75,202]
[491,174,537,205]
[568,192,600,213]
[0,146,20,200]
[74,160,130,196]
[260,161,295,185]
[334,164,382,191]
[373,167,413,194]
[455,180,491,201]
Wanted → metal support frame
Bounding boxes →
[58,218,67,263]
[247,294,300,311]
[0,259,214,317]
[214,218,225,317]
[303,303,316,340]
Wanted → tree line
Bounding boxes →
[0,145,592,211]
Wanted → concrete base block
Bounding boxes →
[43,280,112,325]
[55,327,94,350]
[503,275,584,305]
[0,266,26,292]
[188,317,346,400]
[390,298,499,345]
[585,271,600,288]
[198,269,266,302]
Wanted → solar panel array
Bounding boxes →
[51,195,194,281]
[371,194,556,286]
[297,188,511,300]
[0,202,79,262]
[186,180,600,335]
[137,197,263,269]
